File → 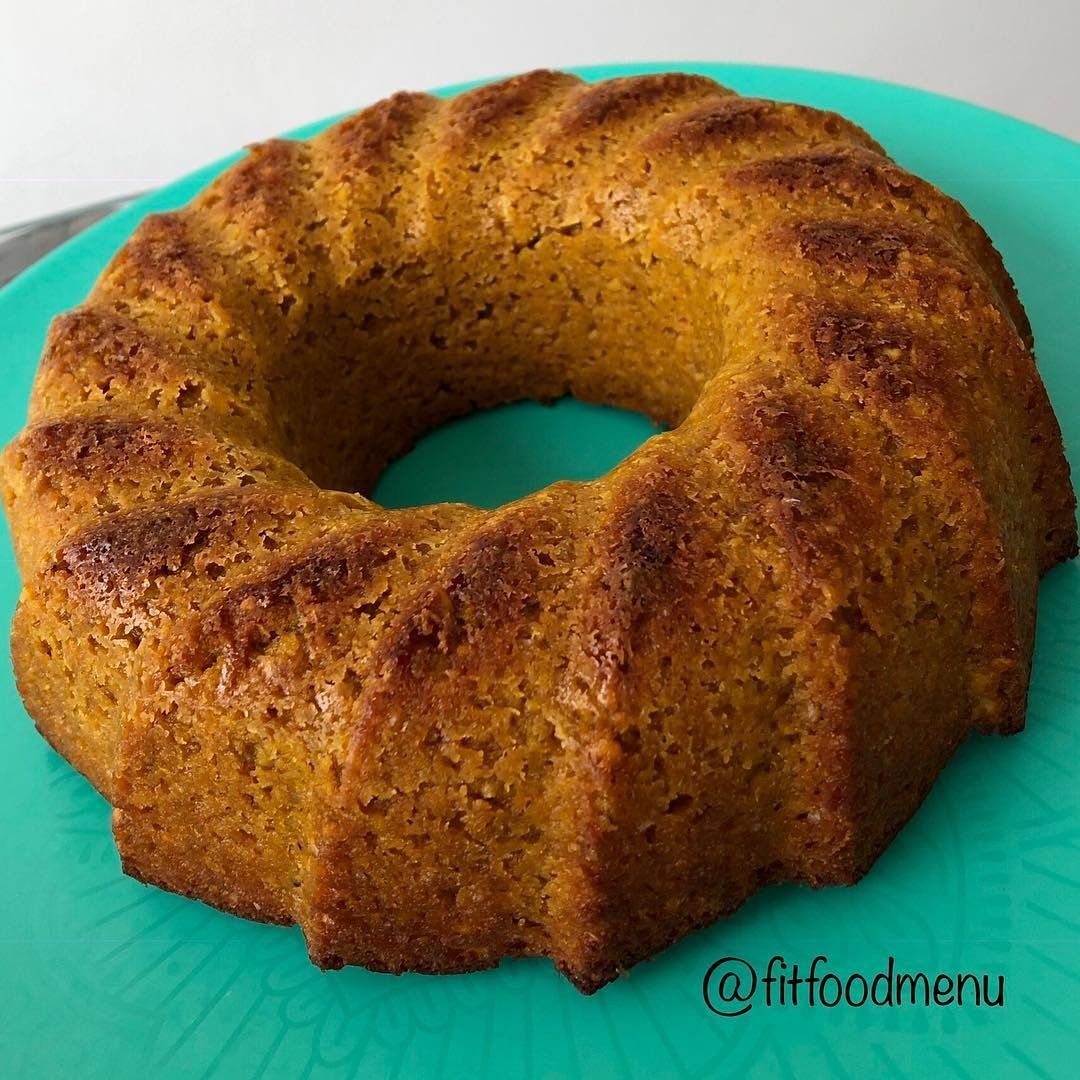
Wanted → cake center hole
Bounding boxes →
[372,397,660,509]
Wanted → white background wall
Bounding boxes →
[1,0,1076,231]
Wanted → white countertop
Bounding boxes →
[2,0,1077,231]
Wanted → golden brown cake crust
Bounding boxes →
[2,70,1076,993]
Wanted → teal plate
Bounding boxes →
[1,64,1078,1079]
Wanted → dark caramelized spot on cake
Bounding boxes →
[376,505,559,677]
[446,69,579,143]
[806,305,922,405]
[728,390,865,573]
[558,73,722,134]
[39,309,181,383]
[774,296,960,417]
[56,488,295,606]
[734,392,851,497]
[775,218,954,279]
[444,531,535,633]
[175,524,403,681]
[326,91,437,173]
[805,303,914,366]
[210,138,308,222]
[729,151,1031,343]
[106,212,209,298]
[341,506,567,763]
[729,148,917,200]
[642,97,785,155]
[15,415,204,482]
[582,464,694,685]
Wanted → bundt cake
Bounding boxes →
[2,70,1076,993]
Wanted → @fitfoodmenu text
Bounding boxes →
[703,955,1005,1017]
